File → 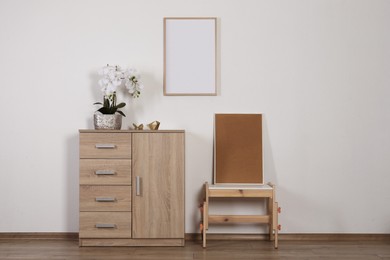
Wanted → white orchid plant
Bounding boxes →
[94,65,143,117]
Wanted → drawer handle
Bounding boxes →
[136,176,141,196]
[95,144,116,149]
[95,170,116,175]
[95,197,116,202]
[95,223,116,229]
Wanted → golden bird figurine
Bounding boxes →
[147,121,160,130]
[132,123,144,130]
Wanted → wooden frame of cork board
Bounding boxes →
[214,114,263,184]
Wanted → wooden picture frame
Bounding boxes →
[164,17,217,96]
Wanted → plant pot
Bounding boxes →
[94,113,122,130]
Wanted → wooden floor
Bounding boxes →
[0,239,389,259]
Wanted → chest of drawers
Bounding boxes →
[79,130,185,247]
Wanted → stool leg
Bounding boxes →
[273,201,279,249]
[268,197,274,241]
[202,201,208,248]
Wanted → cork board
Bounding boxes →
[214,114,263,184]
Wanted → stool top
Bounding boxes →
[208,184,273,190]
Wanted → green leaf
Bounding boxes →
[116,102,126,108]
[113,93,117,107]
[104,98,110,108]
[116,110,126,117]
[93,102,103,105]
[107,107,117,114]
[97,107,108,114]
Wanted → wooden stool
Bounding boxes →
[200,182,280,248]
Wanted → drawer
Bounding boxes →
[80,133,131,159]
[80,212,131,238]
[80,159,131,185]
[80,186,131,212]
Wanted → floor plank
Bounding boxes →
[0,239,389,259]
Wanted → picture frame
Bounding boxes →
[164,17,217,96]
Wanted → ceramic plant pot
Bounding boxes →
[94,112,122,130]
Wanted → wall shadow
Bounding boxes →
[263,114,278,185]
[185,131,214,234]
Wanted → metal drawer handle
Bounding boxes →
[95,144,116,149]
[95,170,116,175]
[136,176,141,196]
[95,197,116,202]
[95,223,116,229]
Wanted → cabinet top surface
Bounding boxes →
[79,129,185,133]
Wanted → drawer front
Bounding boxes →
[80,133,131,159]
[80,186,131,212]
[80,159,131,185]
[79,212,131,238]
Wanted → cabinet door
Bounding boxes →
[132,133,184,238]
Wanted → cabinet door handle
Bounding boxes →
[136,176,141,196]
[95,144,116,149]
[95,197,116,202]
[95,223,116,228]
[95,170,116,175]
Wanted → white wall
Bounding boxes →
[0,0,389,233]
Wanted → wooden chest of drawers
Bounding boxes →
[79,130,185,247]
